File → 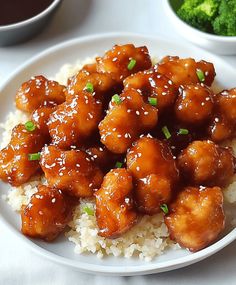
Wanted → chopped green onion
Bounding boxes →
[85,82,94,93]
[25,121,36,132]
[112,94,122,105]
[196,69,205,82]
[178,128,189,135]
[28,152,41,161]
[83,206,94,216]
[162,126,171,139]
[148,97,158,106]
[115,161,123,168]
[127,58,136,70]
[160,204,169,215]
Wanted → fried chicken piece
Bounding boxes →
[95,168,137,238]
[178,140,234,187]
[175,84,214,125]
[85,145,121,173]
[31,104,56,137]
[207,88,236,142]
[126,136,179,214]
[21,185,76,241]
[96,44,152,83]
[48,92,102,149]
[15,75,66,113]
[208,114,234,142]
[0,124,46,186]
[123,70,178,113]
[66,67,120,106]
[165,186,225,252]
[99,88,158,154]
[40,145,103,197]
[155,56,215,87]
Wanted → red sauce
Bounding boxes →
[0,0,54,25]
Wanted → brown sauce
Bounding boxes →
[0,0,54,25]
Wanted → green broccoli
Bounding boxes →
[213,0,236,36]
[177,0,219,33]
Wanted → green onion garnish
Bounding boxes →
[85,82,94,93]
[160,204,169,214]
[83,206,94,216]
[25,121,36,132]
[148,97,158,106]
[178,128,189,135]
[28,153,41,161]
[112,94,122,105]
[162,126,171,139]
[196,69,205,82]
[127,58,136,70]
[115,161,123,168]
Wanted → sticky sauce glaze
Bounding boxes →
[0,0,54,25]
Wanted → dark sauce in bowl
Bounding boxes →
[0,0,54,26]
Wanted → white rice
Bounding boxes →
[1,57,236,261]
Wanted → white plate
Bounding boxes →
[0,33,236,276]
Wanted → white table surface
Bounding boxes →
[0,0,236,284]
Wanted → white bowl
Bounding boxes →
[164,0,236,55]
[0,33,236,276]
[0,0,61,46]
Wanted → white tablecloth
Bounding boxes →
[1,0,236,284]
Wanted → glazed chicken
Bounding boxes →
[123,69,178,113]
[40,145,103,197]
[15,75,66,113]
[0,124,46,186]
[1,44,236,251]
[31,104,56,137]
[175,84,214,126]
[165,186,225,252]
[178,140,235,187]
[99,88,158,154]
[208,88,236,142]
[96,44,152,83]
[66,66,120,106]
[85,145,121,173]
[126,136,179,215]
[95,168,137,238]
[155,56,216,87]
[48,92,102,149]
[21,185,76,241]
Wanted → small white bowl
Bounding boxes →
[164,0,236,55]
[0,0,61,46]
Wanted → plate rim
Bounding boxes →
[1,32,236,276]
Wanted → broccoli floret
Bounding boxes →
[213,0,236,36]
[177,0,219,33]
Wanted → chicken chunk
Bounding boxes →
[95,168,137,238]
[99,88,158,154]
[15,75,66,113]
[31,104,56,137]
[66,67,120,106]
[123,70,178,113]
[40,145,103,197]
[126,136,179,214]
[175,84,214,125]
[85,145,121,173]
[96,44,152,83]
[208,114,234,142]
[215,88,236,123]
[155,56,215,87]
[178,140,234,187]
[165,186,225,252]
[21,185,76,241]
[0,124,46,186]
[48,92,102,149]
